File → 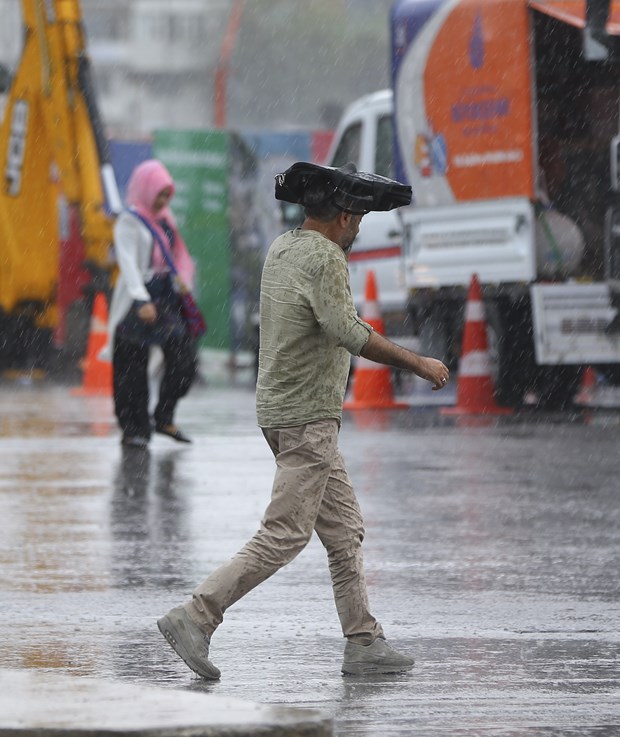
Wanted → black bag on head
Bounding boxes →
[274,161,412,214]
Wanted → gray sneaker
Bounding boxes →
[157,606,220,680]
[342,638,414,675]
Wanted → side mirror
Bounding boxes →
[611,134,620,191]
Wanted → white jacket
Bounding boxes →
[100,211,156,361]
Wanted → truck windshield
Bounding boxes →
[330,121,362,169]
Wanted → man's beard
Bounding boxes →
[342,228,357,256]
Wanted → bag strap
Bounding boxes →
[128,207,178,276]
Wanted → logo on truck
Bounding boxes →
[5,99,29,197]
[414,132,448,178]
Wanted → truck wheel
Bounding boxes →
[597,364,620,384]
[535,365,583,410]
[62,300,92,376]
[0,311,53,374]
[485,297,534,408]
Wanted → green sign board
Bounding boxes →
[154,130,230,349]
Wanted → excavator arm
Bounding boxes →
[0,0,119,336]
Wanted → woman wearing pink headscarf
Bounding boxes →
[107,159,198,448]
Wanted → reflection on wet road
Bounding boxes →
[0,383,618,735]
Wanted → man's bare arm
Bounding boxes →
[360,330,449,391]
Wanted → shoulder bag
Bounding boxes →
[128,209,208,339]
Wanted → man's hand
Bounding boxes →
[138,302,157,324]
[416,356,450,391]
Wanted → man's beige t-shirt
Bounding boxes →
[256,228,372,428]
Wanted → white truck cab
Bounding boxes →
[326,90,408,331]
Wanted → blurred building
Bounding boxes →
[82,0,231,137]
[0,0,391,137]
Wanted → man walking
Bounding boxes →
[157,163,449,678]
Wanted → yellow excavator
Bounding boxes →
[0,0,120,373]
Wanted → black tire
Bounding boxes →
[0,310,52,373]
[485,294,536,408]
[534,365,583,410]
[64,300,91,366]
[596,364,620,385]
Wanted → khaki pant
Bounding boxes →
[186,419,384,642]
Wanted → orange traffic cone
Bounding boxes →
[343,271,408,410]
[72,292,113,397]
[575,366,598,405]
[442,274,511,416]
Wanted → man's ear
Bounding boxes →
[337,210,351,228]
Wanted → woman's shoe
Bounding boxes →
[121,435,149,449]
[155,424,192,443]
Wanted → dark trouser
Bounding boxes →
[113,331,197,439]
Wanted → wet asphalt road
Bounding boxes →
[0,373,619,736]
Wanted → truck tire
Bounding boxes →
[534,365,583,410]
[0,310,52,374]
[64,300,91,363]
[597,364,620,385]
[485,295,534,408]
